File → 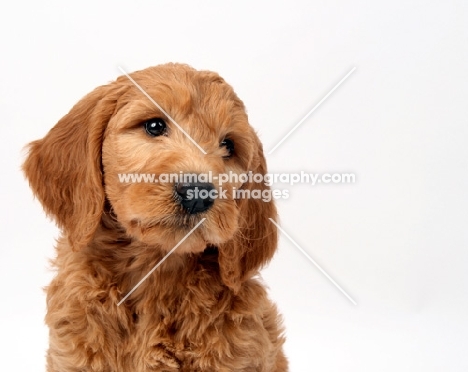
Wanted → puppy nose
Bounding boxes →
[175,182,216,214]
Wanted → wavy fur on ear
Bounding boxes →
[218,139,278,293]
[22,83,126,251]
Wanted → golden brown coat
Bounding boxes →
[23,64,287,371]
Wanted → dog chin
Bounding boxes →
[121,208,238,253]
[169,235,208,254]
[123,219,228,255]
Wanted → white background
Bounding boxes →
[1,1,467,371]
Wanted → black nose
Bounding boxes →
[175,182,216,214]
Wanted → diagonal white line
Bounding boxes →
[117,66,207,154]
[117,218,206,306]
[268,66,356,155]
[269,218,357,305]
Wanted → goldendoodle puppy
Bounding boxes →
[23,63,287,371]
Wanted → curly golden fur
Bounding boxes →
[23,63,287,371]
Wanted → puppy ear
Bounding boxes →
[219,140,278,292]
[23,83,123,251]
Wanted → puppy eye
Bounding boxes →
[220,138,234,158]
[143,118,167,137]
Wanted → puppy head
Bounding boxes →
[23,63,277,291]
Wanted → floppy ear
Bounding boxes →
[219,140,278,293]
[23,83,124,251]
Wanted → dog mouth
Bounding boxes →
[117,181,238,249]
[135,212,207,231]
[128,186,214,231]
